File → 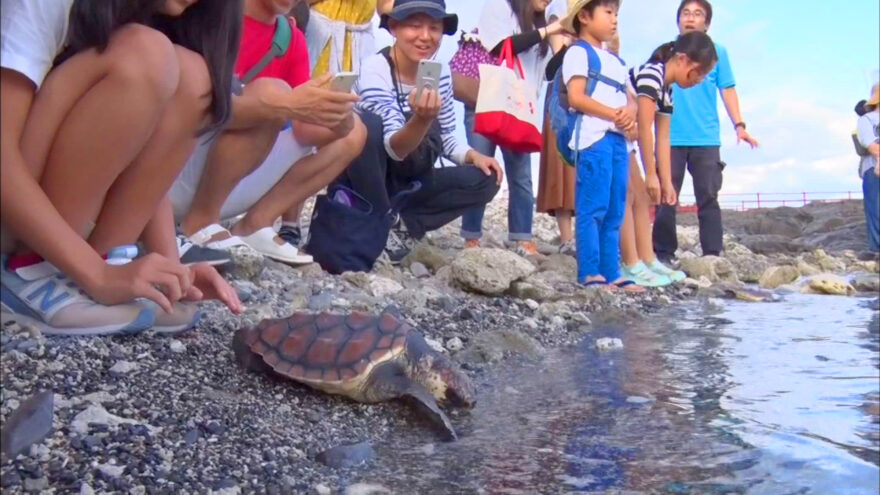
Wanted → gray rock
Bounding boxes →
[595,337,624,351]
[737,234,807,255]
[402,242,453,272]
[409,262,430,278]
[108,360,138,376]
[169,340,186,354]
[451,248,536,295]
[804,274,855,296]
[459,329,544,364]
[226,247,266,282]
[538,254,577,275]
[316,441,374,468]
[445,337,464,352]
[343,483,392,495]
[296,262,325,278]
[23,476,48,492]
[308,292,334,311]
[758,265,801,289]
[0,390,53,458]
[851,273,879,293]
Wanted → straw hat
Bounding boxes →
[868,83,879,108]
[560,0,622,34]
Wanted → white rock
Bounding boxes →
[108,360,138,375]
[524,299,539,310]
[368,276,404,298]
[314,484,332,495]
[595,338,624,351]
[451,248,536,295]
[445,337,464,352]
[96,463,125,478]
[423,336,446,354]
[343,483,391,495]
[551,315,565,328]
[80,483,96,495]
[169,340,186,353]
[71,404,157,436]
[523,318,539,330]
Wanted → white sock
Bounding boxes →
[281,221,300,229]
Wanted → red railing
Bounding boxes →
[676,191,863,212]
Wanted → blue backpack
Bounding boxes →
[547,40,626,167]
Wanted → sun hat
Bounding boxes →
[561,0,622,34]
[379,0,458,36]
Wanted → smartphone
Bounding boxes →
[330,71,358,93]
[415,60,442,100]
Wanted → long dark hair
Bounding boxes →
[648,31,717,72]
[505,0,549,57]
[60,0,243,134]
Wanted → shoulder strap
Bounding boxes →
[576,40,626,96]
[241,16,293,85]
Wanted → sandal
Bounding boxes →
[239,227,313,265]
[186,223,247,250]
[610,279,646,294]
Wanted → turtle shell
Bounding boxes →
[240,311,412,384]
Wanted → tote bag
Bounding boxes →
[473,39,542,153]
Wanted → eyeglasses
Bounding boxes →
[681,9,706,19]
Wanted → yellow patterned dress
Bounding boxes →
[307,0,377,77]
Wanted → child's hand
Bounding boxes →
[184,264,245,314]
[645,173,661,205]
[875,163,879,178]
[614,106,636,132]
[661,180,678,206]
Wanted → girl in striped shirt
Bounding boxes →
[618,31,717,287]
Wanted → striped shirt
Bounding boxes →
[355,52,470,164]
[627,61,673,115]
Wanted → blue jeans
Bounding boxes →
[460,107,534,241]
[575,132,628,283]
[863,169,880,252]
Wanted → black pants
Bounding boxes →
[333,111,500,239]
[652,146,725,258]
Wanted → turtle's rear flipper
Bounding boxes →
[405,385,457,442]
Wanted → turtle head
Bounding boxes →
[407,334,476,409]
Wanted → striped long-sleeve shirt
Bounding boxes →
[354,52,470,165]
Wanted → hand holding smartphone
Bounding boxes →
[415,60,442,100]
[329,71,358,93]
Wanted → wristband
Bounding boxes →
[734,122,746,130]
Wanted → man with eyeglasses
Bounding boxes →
[652,0,760,264]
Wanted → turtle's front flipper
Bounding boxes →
[404,384,457,442]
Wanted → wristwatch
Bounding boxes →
[734,122,747,130]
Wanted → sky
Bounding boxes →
[374,0,880,208]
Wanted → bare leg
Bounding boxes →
[19,25,182,242]
[556,209,574,243]
[281,202,305,226]
[620,187,640,267]
[629,154,657,265]
[230,115,367,237]
[178,78,288,239]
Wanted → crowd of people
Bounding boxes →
[0,0,770,336]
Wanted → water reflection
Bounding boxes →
[361,295,879,494]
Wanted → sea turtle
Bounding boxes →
[232,309,475,440]
[718,283,781,303]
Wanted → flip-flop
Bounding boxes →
[611,279,646,294]
[239,227,313,265]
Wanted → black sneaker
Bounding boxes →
[278,225,303,247]
[655,253,677,266]
[177,235,231,266]
[382,222,416,265]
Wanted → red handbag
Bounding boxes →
[473,39,542,153]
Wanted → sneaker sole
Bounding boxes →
[0,304,154,337]
[182,259,230,267]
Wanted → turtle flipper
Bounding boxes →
[404,384,458,442]
[232,329,272,374]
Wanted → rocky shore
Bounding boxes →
[1,197,877,493]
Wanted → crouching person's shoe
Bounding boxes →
[0,257,154,336]
[139,300,201,335]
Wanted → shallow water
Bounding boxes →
[358,294,880,494]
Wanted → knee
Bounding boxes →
[173,46,212,112]
[342,114,368,156]
[106,24,179,101]
[477,173,501,203]
[242,78,292,129]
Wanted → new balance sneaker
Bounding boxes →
[0,257,154,336]
[558,239,576,256]
[277,225,303,248]
[515,241,539,257]
[177,235,231,267]
[647,259,686,282]
[621,261,674,288]
[383,221,416,265]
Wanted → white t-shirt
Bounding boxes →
[477,0,551,98]
[561,42,628,151]
[857,110,879,178]
[0,0,74,88]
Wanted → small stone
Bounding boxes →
[409,262,430,278]
[343,483,391,495]
[524,299,539,311]
[308,292,334,311]
[108,360,138,376]
[203,421,226,435]
[80,483,96,495]
[23,476,48,492]
[445,337,464,352]
[169,340,186,353]
[424,336,445,353]
[595,337,624,351]
[0,390,54,458]
[626,396,653,404]
[316,441,374,468]
[211,478,238,491]
[522,318,539,330]
[314,483,332,495]
[96,463,125,478]
[183,428,199,445]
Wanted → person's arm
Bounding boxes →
[292,115,354,147]
[635,94,660,203]
[567,76,616,121]
[655,113,676,205]
[720,87,758,148]
[376,0,394,15]
[488,18,566,56]
[388,89,439,159]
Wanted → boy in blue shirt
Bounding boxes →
[560,0,640,291]
[652,0,759,262]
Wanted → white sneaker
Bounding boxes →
[0,258,153,336]
[239,227,313,265]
